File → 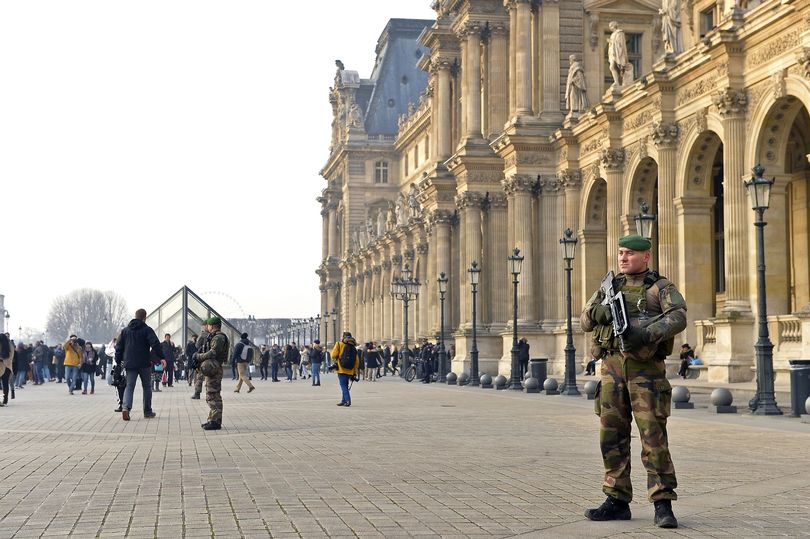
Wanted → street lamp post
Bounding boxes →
[309,317,314,345]
[323,314,329,351]
[468,260,481,387]
[437,272,449,383]
[559,229,581,396]
[745,164,782,416]
[391,264,421,376]
[507,249,524,390]
[315,314,321,342]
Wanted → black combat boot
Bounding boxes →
[191,392,200,400]
[653,500,678,528]
[584,496,631,521]
[202,421,221,430]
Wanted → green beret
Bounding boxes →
[205,316,222,326]
[618,235,651,251]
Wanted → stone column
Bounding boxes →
[503,175,537,322]
[539,0,561,120]
[355,272,365,341]
[364,269,373,340]
[347,275,357,335]
[381,259,393,343]
[432,210,454,332]
[539,177,563,322]
[327,201,339,259]
[485,193,510,327]
[515,0,533,116]
[417,244,429,339]
[488,24,509,135]
[320,201,329,261]
[652,123,680,280]
[561,171,583,313]
[372,266,382,341]
[404,249,416,343]
[319,284,328,344]
[714,88,751,314]
[392,254,403,343]
[462,23,483,140]
[426,230,438,337]
[507,1,517,117]
[457,191,485,326]
[436,60,454,160]
[601,149,625,267]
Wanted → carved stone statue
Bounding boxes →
[565,54,590,120]
[395,193,407,226]
[347,103,363,129]
[358,226,368,249]
[407,183,421,220]
[386,202,396,230]
[660,0,683,56]
[608,21,629,89]
[366,215,375,240]
[376,209,386,237]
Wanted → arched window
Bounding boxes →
[374,161,389,184]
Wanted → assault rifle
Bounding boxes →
[600,271,630,352]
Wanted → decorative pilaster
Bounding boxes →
[503,174,537,322]
[651,122,680,280]
[461,22,484,140]
[539,0,562,122]
[600,148,625,265]
[560,170,583,315]
[430,209,455,333]
[434,58,455,160]
[713,88,751,314]
[539,176,564,322]
[488,23,509,135]
[514,0,533,116]
[484,193,509,327]
[456,191,486,327]
[417,244,430,339]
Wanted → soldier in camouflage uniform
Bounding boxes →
[193,317,229,430]
[191,326,208,400]
[580,235,686,529]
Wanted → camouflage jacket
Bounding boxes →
[196,331,229,364]
[581,269,687,360]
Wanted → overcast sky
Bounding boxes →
[0,1,435,337]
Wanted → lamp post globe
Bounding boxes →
[507,248,524,390]
[634,200,657,240]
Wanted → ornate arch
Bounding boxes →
[623,156,658,218]
[579,165,607,231]
[676,110,725,197]
[747,75,810,173]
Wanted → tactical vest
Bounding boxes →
[593,271,675,359]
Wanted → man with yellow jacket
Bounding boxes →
[330,331,360,407]
[63,335,83,395]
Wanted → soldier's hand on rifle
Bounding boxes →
[592,304,613,325]
[623,326,650,351]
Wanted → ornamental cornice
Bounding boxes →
[558,169,582,189]
[428,208,455,226]
[455,190,487,209]
[746,27,802,70]
[501,174,537,195]
[600,148,625,170]
[651,122,680,148]
[712,87,747,118]
[454,20,485,40]
[485,192,508,209]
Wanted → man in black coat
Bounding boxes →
[160,334,176,387]
[115,308,164,421]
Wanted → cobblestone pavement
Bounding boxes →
[1,374,808,538]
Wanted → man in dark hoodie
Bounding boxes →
[309,340,324,386]
[161,334,176,387]
[233,333,255,393]
[115,308,164,421]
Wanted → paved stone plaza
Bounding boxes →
[0,376,808,538]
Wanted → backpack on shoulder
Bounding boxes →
[339,343,356,371]
[240,343,253,362]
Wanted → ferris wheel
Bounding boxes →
[199,291,248,319]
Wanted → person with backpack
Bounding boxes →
[330,331,359,407]
[233,333,255,393]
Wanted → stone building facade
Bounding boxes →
[318,1,810,384]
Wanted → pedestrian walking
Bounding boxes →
[0,334,14,406]
[161,334,176,387]
[580,235,686,528]
[233,333,255,393]
[259,345,270,380]
[115,308,164,421]
[309,340,323,386]
[62,335,82,395]
[80,341,97,395]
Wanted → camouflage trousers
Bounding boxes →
[205,370,223,423]
[193,367,203,395]
[595,353,676,503]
